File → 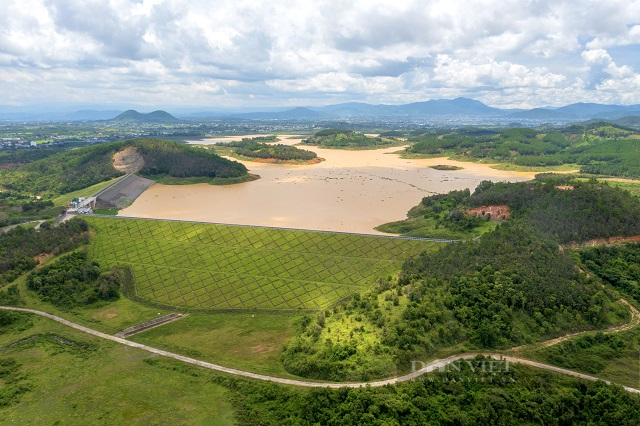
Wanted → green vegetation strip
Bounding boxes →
[1,306,639,393]
[85,216,440,311]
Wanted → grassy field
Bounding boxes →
[86,217,440,311]
[0,314,236,425]
[604,179,640,197]
[131,312,300,377]
[11,268,304,376]
[376,213,499,239]
[52,177,122,207]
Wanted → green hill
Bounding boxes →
[281,177,640,380]
[0,138,249,223]
[215,137,318,162]
[407,123,640,177]
[303,129,401,149]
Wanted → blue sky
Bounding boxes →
[1,0,639,109]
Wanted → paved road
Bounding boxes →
[1,306,638,393]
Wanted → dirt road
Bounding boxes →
[1,306,638,393]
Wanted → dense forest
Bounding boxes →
[469,176,640,243]
[26,251,129,308]
[281,221,628,380]
[385,175,640,244]
[134,138,247,178]
[216,138,318,161]
[579,244,640,304]
[281,178,639,381]
[0,218,89,285]
[303,129,399,149]
[199,357,640,425]
[406,123,640,178]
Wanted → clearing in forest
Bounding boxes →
[86,216,441,311]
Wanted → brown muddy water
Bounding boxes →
[119,136,537,234]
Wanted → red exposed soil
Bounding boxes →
[0,163,25,169]
[467,205,511,221]
[33,253,52,268]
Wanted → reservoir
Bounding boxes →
[119,137,537,234]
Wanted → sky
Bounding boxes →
[1,0,640,109]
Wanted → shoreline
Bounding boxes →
[119,135,550,234]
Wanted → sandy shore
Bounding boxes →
[120,136,538,234]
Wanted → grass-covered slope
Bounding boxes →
[0,314,235,424]
[86,216,441,311]
[303,129,401,149]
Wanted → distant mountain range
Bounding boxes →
[111,110,181,123]
[2,98,640,123]
[218,98,640,121]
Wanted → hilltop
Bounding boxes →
[111,110,181,124]
[0,138,250,223]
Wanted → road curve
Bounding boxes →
[1,306,638,393]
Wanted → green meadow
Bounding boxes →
[0,314,235,425]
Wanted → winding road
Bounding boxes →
[1,306,638,393]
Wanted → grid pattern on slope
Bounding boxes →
[87,217,440,311]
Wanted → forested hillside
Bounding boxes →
[215,137,318,161]
[382,175,640,243]
[282,178,640,381]
[0,218,90,285]
[224,360,640,425]
[303,129,400,149]
[407,123,640,177]
[469,176,640,243]
[0,138,249,224]
[0,138,247,197]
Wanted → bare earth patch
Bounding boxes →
[113,147,144,173]
[33,253,52,268]
[250,344,277,354]
[563,235,640,249]
[467,205,511,221]
[92,307,119,320]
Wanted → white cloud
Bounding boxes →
[0,0,639,107]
